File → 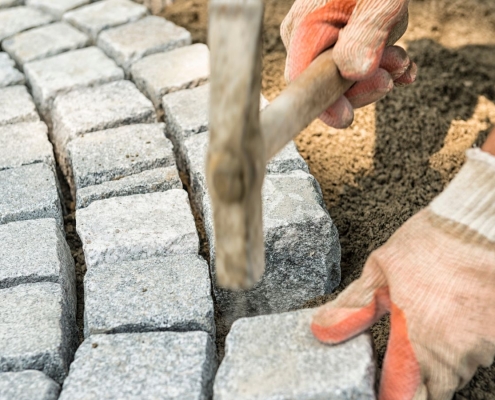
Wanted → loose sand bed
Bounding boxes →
[162,0,495,397]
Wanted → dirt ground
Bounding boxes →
[161,0,495,397]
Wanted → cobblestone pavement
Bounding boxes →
[0,1,375,398]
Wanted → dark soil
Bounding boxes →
[162,1,495,397]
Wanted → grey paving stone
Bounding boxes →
[63,0,147,42]
[0,6,54,42]
[0,122,54,171]
[24,46,124,120]
[76,166,182,209]
[0,219,75,301]
[3,22,90,68]
[182,133,340,319]
[59,332,215,400]
[266,141,309,174]
[0,52,24,87]
[0,85,39,126]
[214,309,375,400]
[26,0,90,19]
[0,0,23,9]
[66,123,174,191]
[84,255,214,337]
[0,282,77,384]
[76,190,199,269]
[0,371,60,400]
[50,80,155,176]
[131,43,209,109]
[98,15,191,76]
[0,163,63,228]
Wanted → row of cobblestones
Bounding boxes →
[0,0,375,398]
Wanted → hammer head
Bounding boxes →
[207,0,266,290]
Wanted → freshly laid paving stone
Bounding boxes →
[0,6,55,42]
[58,332,215,400]
[98,15,191,76]
[26,0,90,19]
[24,46,124,120]
[0,282,77,384]
[51,80,155,175]
[63,0,147,42]
[0,85,39,126]
[266,141,310,174]
[66,123,174,191]
[131,43,209,109]
[76,166,181,209]
[183,134,340,317]
[0,52,24,87]
[3,22,90,68]
[0,122,54,171]
[214,309,375,400]
[0,371,60,400]
[76,190,199,269]
[84,255,214,337]
[0,219,75,300]
[0,163,63,228]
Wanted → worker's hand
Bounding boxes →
[311,145,495,399]
[281,0,417,128]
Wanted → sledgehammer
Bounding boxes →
[207,0,353,290]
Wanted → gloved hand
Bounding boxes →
[281,0,417,128]
[311,141,495,399]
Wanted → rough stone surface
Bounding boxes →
[67,123,174,191]
[214,309,375,400]
[98,15,191,75]
[59,332,215,400]
[0,52,24,87]
[3,22,90,68]
[0,0,23,9]
[84,255,214,337]
[24,46,124,119]
[76,166,182,209]
[76,190,199,269]
[0,371,60,400]
[0,6,54,42]
[63,0,147,42]
[131,43,209,109]
[0,122,54,171]
[51,80,156,175]
[0,219,75,303]
[0,163,63,228]
[266,141,310,174]
[0,85,39,126]
[0,282,77,384]
[26,0,90,19]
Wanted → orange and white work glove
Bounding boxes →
[281,0,417,128]
[311,144,495,399]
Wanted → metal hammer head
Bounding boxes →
[207,0,266,290]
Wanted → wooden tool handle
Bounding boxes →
[261,49,354,160]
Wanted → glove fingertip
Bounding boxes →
[334,40,384,81]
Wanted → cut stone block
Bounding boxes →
[66,123,174,191]
[0,52,24,87]
[266,141,309,174]
[0,163,63,228]
[131,43,209,109]
[0,371,60,400]
[84,255,214,337]
[0,282,77,384]
[24,46,124,120]
[76,166,182,209]
[63,0,147,42]
[76,190,199,269]
[214,309,375,400]
[0,122,54,171]
[58,332,215,400]
[0,0,23,9]
[0,85,39,126]
[50,80,156,176]
[97,15,191,76]
[3,22,90,68]
[26,0,90,19]
[0,6,54,42]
